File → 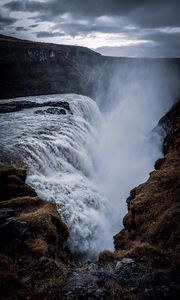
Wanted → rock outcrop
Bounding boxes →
[0,165,72,299]
[0,99,71,114]
[0,34,104,99]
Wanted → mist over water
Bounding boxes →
[92,60,180,231]
[0,60,179,257]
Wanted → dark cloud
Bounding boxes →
[15,26,29,31]
[144,31,180,43]
[29,24,38,28]
[36,31,65,38]
[0,12,17,29]
[52,22,125,37]
[4,0,180,28]
[4,0,44,13]
[1,0,180,57]
[4,0,144,17]
[129,1,180,28]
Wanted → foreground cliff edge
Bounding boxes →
[0,99,179,299]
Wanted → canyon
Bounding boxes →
[0,35,180,299]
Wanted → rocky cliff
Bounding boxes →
[0,34,104,99]
[0,34,180,101]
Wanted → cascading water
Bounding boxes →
[0,62,179,258]
[0,94,114,256]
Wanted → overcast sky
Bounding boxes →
[0,0,180,57]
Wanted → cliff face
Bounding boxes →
[0,34,180,102]
[0,34,104,99]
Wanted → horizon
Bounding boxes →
[1,32,180,60]
[0,0,180,57]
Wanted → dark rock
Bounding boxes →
[1,183,37,201]
[154,157,166,169]
[0,208,15,222]
[0,165,72,299]
[0,34,104,100]
[0,100,71,114]
[32,257,62,280]
[35,107,67,115]
[0,217,28,253]
[0,165,26,182]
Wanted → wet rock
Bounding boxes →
[0,100,71,114]
[35,107,67,115]
[121,258,134,264]
[115,261,123,271]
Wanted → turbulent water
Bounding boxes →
[0,62,179,257]
[0,94,114,255]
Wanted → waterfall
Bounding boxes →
[0,94,114,256]
[0,62,179,258]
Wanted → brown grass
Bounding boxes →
[0,196,42,208]
[25,236,48,255]
[99,250,115,263]
[105,281,137,300]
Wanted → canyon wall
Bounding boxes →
[0,34,180,102]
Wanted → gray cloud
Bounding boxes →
[96,30,180,58]
[0,11,17,29]
[15,26,29,31]
[1,0,180,57]
[36,31,65,38]
[4,0,180,27]
[4,0,143,17]
[96,41,180,58]
[52,21,126,37]
[29,24,38,28]
[129,1,180,28]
